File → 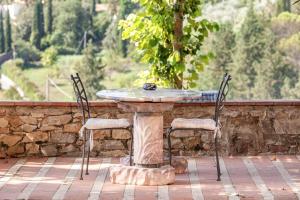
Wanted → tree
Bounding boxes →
[0,11,5,53]
[119,0,218,88]
[74,41,105,99]
[91,0,96,16]
[230,5,268,99]
[51,0,89,50]
[45,0,53,34]
[39,0,45,37]
[30,0,44,49]
[4,10,11,52]
[277,0,291,14]
[205,23,236,89]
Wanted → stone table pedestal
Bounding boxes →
[96,89,202,186]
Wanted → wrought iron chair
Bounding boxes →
[167,73,231,181]
[71,73,133,180]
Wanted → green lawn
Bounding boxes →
[22,55,83,101]
[8,54,145,101]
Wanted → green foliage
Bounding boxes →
[51,0,89,50]
[277,0,291,14]
[91,0,96,15]
[14,40,41,64]
[230,5,268,99]
[93,12,111,44]
[45,0,53,34]
[74,41,105,99]
[0,11,4,53]
[1,59,44,100]
[13,5,33,41]
[4,10,11,52]
[30,0,44,49]
[41,46,58,67]
[3,87,22,100]
[203,23,236,89]
[272,12,300,39]
[119,0,218,88]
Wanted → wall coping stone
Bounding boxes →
[0,100,299,107]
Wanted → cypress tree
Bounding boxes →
[4,10,11,52]
[0,11,5,53]
[39,0,45,37]
[91,0,96,16]
[230,5,267,99]
[74,41,105,100]
[30,0,44,49]
[45,0,53,34]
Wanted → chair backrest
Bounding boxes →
[71,73,91,124]
[214,73,232,126]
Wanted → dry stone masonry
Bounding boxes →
[0,101,299,158]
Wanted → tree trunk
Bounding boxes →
[173,0,184,89]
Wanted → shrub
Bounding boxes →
[41,46,58,67]
[1,59,44,100]
[14,40,41,64]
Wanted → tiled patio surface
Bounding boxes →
[0,156,299,200]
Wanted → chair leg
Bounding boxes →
[215,136,221,181]
[129,128,133,166]
[80,129,86,180]
[85,130,91,175]
[167,128,173,166]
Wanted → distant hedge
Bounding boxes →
[1,59,44,100]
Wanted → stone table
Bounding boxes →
[96,88,202,185]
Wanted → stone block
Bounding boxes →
[31,113,44,118]
[60,144,78,153]
[183,137,200,149]
[93,130,111,139]
[103,140,125,150]
[26,143,40,154]
[50,132,77,144]
[112,129,131,139]
[63,123,81,133]
[22,124,37,132]
[0,118,8,128]
[0,127,9,134]
[43,115,72,126]
[20,116,38,125]
[7,144,25,156]
[99,150,127,157]
[26,132,48,142]
[0,135,22,146]
[172,130,194,138]
[110,165,175,185]
[8,116,24,127]
[41,145,58,156]
[40,125,58,131]
[164,138,183,149]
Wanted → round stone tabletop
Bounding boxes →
[96,88,202,102]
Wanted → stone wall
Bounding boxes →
[0,101,299,158]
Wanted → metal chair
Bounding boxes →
[71,73,133,180]
[167,73,231,181]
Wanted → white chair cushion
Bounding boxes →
[79,118,131,150]
[171,118,216,130]
[84,118,131,130]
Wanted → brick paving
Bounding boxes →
[0,156,299,200]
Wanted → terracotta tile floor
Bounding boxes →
[0,156,299,200]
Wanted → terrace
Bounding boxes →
[0,100,299,199]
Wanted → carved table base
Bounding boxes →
[120,156,188,174]
[112,102,178,185]
[110,165,175,186]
